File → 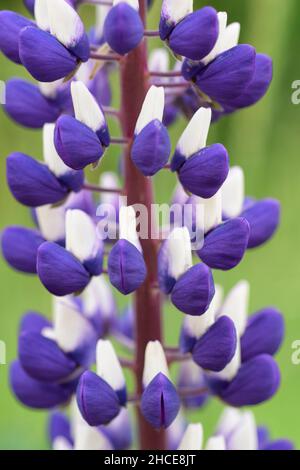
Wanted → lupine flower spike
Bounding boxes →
[1,0,293,452]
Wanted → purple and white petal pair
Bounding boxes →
[132,86,171,176]
[55,81,110,170]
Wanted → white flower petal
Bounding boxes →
[227,411,258,450]
[162,0,193,26]
[222,166,245,218]
[53,296,94,353]
[149,48,170,73]
[215,337,241,381]
[135,86,165,134]
[178,423,203,451]
[220,22,241,55]
[190,190,222,235]
[167,227,193,280]
[46,0,84,48]
[143,340,169,387]
[72,400,113,450]
[216,407,242,436]
[99,171,120,206]
[43,123,69,176]
[96,339,125,391]
[176,107,212,159]
[35,0,50,31]
[71,81,106,132]
[119,205,141,251]
[36,204,66,242]
[205,435,226,450]
[183,284,223,339]
[38,79,64,99]
[81,276,115,320]
[52,436,73,451]
[219,280,250,337]
[65,209,97,262]
[202,11,227,65]
[95,4,111,40]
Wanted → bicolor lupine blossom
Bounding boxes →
[0,0,292,450]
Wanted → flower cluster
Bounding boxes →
[0,0,293,450]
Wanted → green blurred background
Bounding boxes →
[1,0,300,449]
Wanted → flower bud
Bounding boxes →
[241,198,280,249]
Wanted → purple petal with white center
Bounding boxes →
[19,27,78,82]
[10,360,72,409]
[19,311,51,335]
[6,153,68,207]
[171,263,215,316]
[83,241,104,277]
[37,241,90,296]
[141,373,180,429]
[5,79,61,129]
[76,371,121,426]
[48,411,73,447]
[103,3,144,55]
[241,198,281,249]
[18,331,77,383]
[0,11,35,64]
[220,354,280,407]
[108,239,147,295]
[1,226,45,274]
[132,120,171,176]
[192,316,237,372]
[228,54,273,109]
[168,8,219,61]
[178,144,229,199]
[241,308,284,362]
[263,440,294,451]
[196,45,256,104]
[54,115,104,170]
[197,217,250,270]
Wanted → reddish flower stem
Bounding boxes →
[119,0,166,451]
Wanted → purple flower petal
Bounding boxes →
[196,45,256,104]
[171,263,215,316]
[83,242,104,277]
[241,308,284,362]
[48,411,73,447]
[177,361,209,409]
[263,440,294,451]
[10,360,72,409]
[132,120,171,176]
[197,217,250,270]
[19,27,78,82]
[101,409,132,450]
[228,54,273,109]
[178,144,229,199]
[192,316,237,371]
[37,241,90,296]
[76,371,121,426]
[104,3,144,55]
[54,115,104,170]
[89,68,112,108]
[220,354,280,406]
[241,198,280,249]
[257,426,270,450]
[168,8,219,61]
[1,226,45,274]
[19,331,77,383]
[157,239,176,295]
[108,240,147,295]
[0,11,35,63]
[5,79,61,129]
[141,373,180,429]
[57,169,84,193]
[23,0,35,15]
[19,311,51,335]
[6,152,68,207]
